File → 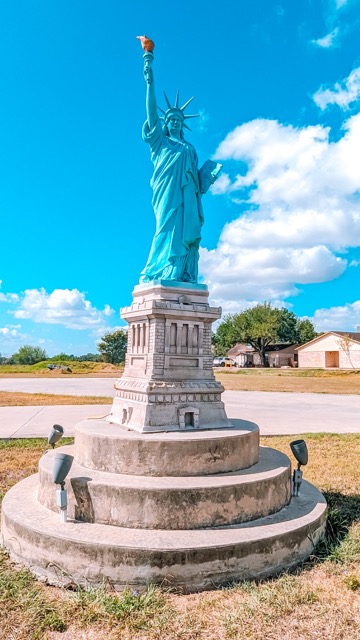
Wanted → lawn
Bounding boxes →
[216,367,360,394]
[0,391,112,406]
[0,434,359,640]
[0,362,123,377]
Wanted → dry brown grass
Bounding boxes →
[262,433,360,493]
[0,363,123,378]
[0,435,359,640]
[0,391,112,407]
[0,440,43,502]
[216,368,360,394]
[0,371,122,378]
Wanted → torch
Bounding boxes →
[137,34,155,82]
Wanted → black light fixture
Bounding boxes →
[52,452,74,523]
[48,424,64,449]
[290,439,308,497]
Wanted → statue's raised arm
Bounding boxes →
[137,36,221,285]
[137,35,157,130]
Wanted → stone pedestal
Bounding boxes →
[108,281,231,433]
[1,419,327,591]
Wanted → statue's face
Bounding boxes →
[166,114,183,136]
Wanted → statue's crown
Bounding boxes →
[159,91,199,131]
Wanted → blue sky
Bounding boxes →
[1,0,360,356]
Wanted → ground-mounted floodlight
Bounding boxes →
[290,439,308,497]
[48,424,64,449]
[52,452,74,523]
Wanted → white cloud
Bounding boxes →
[0,280,19,304]
[195,109,210,133]
[200,113,360,309]
[310,300,360,332]
[13,288,115,331]
[0,324,50,356]
[103,304,114,317]
[314,67,360,110]
[312,27,340,48]
[0,326,27,351]
[0,292,19,303]
[202,245,345,310]
[0,327,21,338]
[210,173,231,195]
[310,0,353,50]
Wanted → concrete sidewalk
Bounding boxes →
[0,405,110,439]
[1,390,359,438]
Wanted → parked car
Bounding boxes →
[213,357,236,367]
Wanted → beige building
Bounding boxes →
[267,344,299,368]
[227,343,299,367]
[297,332,360,369]
[227,343,258,367]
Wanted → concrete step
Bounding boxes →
[74,418,259,476]
[38,445,291,529]
[1,474,327,592]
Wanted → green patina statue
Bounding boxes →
[137,35,221,285]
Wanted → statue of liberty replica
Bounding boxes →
[107,35,230,432]
[137,35,221,285]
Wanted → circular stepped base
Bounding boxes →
[2,475,327,592]
[38,445,291,529]
[74,418,259,476]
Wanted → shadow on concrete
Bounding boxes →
[70,477,95,523]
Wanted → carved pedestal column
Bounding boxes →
[108,281,232,433]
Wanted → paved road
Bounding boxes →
[0,378,359,438]
[0,377,115,396]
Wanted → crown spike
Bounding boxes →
[174,89,179,108]
[183,122,192,131]
[164,92,172,109]
[158,106,166,114]
[180,96,194,111]
[184,114,200,119]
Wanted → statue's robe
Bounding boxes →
[140,119,203,283]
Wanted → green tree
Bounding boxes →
[276,308,298,342]
[211,315,240,356]
[49,353,74,362]
[212,303,316,366]
[75,353,102,362]
[12,345,47,365]
[212,303,279,366]
[295,318,317,344]
[97,329,127,365]
[48,352,101,362]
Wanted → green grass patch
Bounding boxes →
[0,549,66,639]
[0,551,172,639]
[0,437,74,449]
[0,361,124,375]
[71,583,171,630]
[317,491,360,564]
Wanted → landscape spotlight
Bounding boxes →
[290,439,308,497]
[48,424,64,449]
[52,452,74,523]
